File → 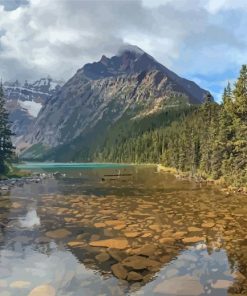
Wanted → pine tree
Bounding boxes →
[0,82,14,174]
[230,65,247,185]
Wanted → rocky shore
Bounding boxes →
[0,173,55,192]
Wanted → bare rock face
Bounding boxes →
[21,45,211,160]
[3,77,63,150]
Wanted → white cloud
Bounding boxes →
[0,0,246,101]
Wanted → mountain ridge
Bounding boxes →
[20,45,212,160]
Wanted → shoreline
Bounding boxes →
[1,162,246,195]
[0,172,54,192]
[157,164,247,195]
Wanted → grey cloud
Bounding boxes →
[0,0,246,84]
[0,0,28,11]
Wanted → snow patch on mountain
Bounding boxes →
[19,100,42,117]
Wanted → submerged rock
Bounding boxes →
[67,241,86,248]
[46,228,71,239]
[108,249,127,262]
[111,263,128,280]
[127,271,143,281]
[132,244,157,257]
[182,237,205,244]
[201,222,215,228]
[122,255,160,270]
[123,231,141,238]
[89,238,129,249]
[95,252,110,263]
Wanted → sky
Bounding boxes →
[0,0,247,101]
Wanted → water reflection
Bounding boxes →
[19,209,40,228]
[0,165,246,295]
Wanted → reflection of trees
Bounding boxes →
[0,194,11,236]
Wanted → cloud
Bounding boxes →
[0,0,246,100]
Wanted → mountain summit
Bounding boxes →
[78,44,208,104]
[21,45,212,160]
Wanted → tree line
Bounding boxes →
[0,83,14,175]
[96,65,247,187]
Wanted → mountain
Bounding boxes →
[3,77,63,144]
[20,45,212,160]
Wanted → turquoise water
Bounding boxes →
[15,162,131,170]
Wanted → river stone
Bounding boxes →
[114,224,126,230]
[67,241,86,248]
[201,222,215,228]
[108,249,127,262]
[89,238,129,249]
[28,284,56,296]
[46,228,71,239]
[188,227,202,232]
[149,224,161,232]
[153,275,204,295]
[95,252,110,263]
[94,222,106,228]
[127,271,143,281]
[141,232,152,238]
[105,220,125,226]
[133,244,157,257]
[111,263,128,280]
[173,231,187,239]
[211,280,232,289]
[122,255,160,270]
[182,236,205,244]
[10,281,31,289]
[159,237,175,244]
[123,231,140,238]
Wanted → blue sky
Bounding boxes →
[0,0,247,102]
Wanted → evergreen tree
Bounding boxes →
[0,82,14,174]
[230,65,247,185]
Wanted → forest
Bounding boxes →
[0,83,14,175]
[96,65,247,187]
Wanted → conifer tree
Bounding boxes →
[0,82,14,174]
[231,65,247,185]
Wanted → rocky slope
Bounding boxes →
[4,78,63,144]
[21,45,211,160]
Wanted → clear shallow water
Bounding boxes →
[0,164,247,296]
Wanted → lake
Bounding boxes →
[0,163,246,296]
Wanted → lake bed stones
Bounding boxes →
[111,263,128,280]
[45,228,71,239]
[122,255,160,270]
[89,238,129,249]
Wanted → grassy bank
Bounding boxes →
[0,166,31,180]
[157,164,247,194]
